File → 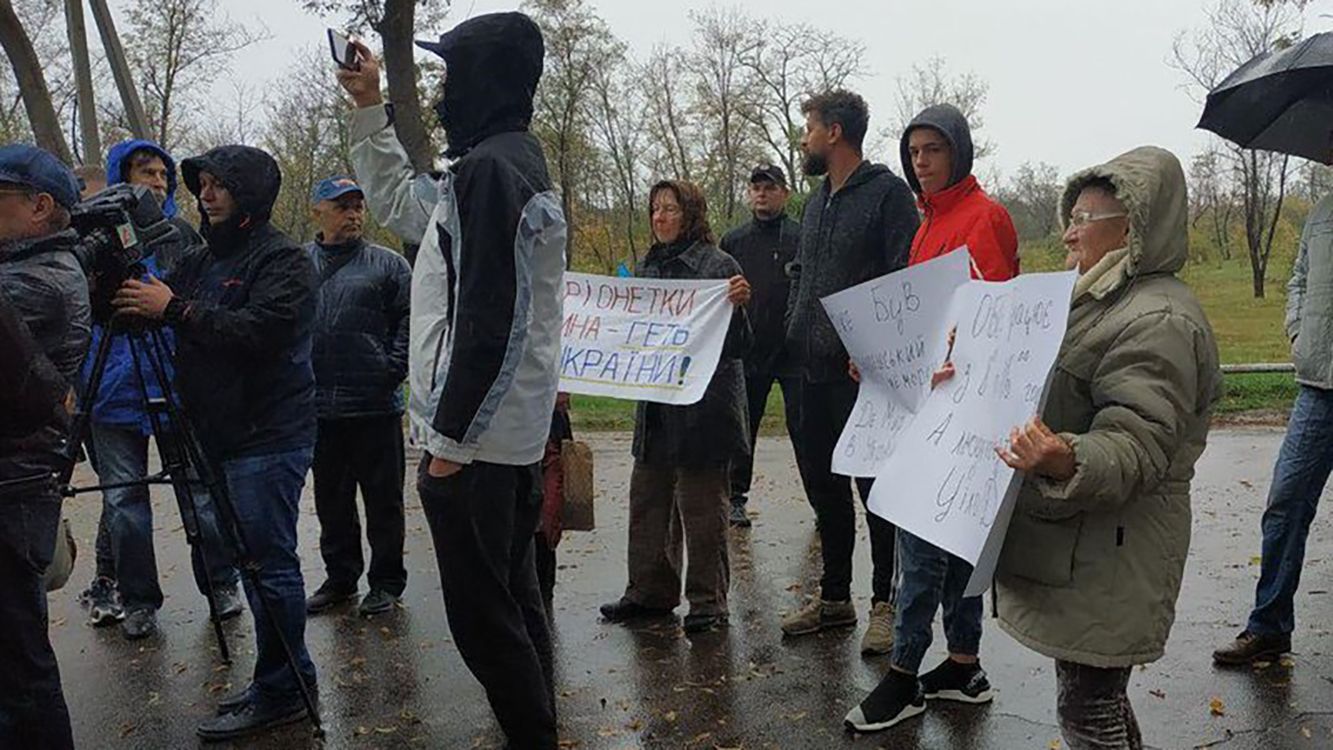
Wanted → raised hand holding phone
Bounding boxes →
[333,37,383,108]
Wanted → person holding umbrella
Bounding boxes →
[1202,31,1333,665]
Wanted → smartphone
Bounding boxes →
[327,28,359,71]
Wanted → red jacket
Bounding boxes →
[908,175,1019,281]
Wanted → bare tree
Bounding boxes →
[124,0,270,151]
[738,21,867,191]
[687,7,762,225]
[889,55,994,162]
[641,46,695,184]
[997,161,1062,241]
[1189,145,1237,262]
[0,0,72,161]
[1172,0,1307,297]
[587,48,646,266]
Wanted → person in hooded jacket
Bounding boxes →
[862,147,1218,746]
[77,139,239,640]
[113,144,320,741]
[338,14,567,749]
[0,143,88,750]
[303,175,411,619]
[844,106,1021,730]
[780,89,919,657]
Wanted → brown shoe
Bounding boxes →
[1212,630,1291,665]
[861,601,895,655]
[781,598,857,637]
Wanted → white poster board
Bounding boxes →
[558,272,733,405]
[820,249,973,478]
[864,271,1078,595]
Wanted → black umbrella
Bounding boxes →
[1198,31,1333,164]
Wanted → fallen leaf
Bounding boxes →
[1048,740,1061,750]
[1301,726,1312,738]
[1149,689,1166,699]
[1209,696,1226,716]
[663,711,678,722]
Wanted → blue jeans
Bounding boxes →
[90,424,238,610]
[217,447,318,704]
[892,528,984,673]
[1248,385,1333,636]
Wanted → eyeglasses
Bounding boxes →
[1068,210,1127,228]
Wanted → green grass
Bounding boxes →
[568,250,1300,431]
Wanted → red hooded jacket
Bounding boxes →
[909,174,1019,281]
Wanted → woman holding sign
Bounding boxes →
[599,180,753,634]
[995,148,1218,749]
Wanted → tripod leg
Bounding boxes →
[129,332,232,663]
[143,330,322,734]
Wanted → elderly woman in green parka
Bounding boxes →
[991,146,1222,750]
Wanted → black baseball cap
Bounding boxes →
[749,163,787,187]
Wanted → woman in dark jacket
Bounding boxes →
[600,180,752,633]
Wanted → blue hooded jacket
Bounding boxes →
[79,140,183,433]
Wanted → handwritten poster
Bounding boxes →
[558,272,733,405]
[864,271,1078,594]
[820,249,973,477]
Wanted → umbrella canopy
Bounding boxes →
[1198,31,1333,164]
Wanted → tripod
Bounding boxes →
[60,311,323,736]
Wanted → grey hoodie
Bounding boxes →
[899,103,974,194]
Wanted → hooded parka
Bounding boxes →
[995,146,1222,668]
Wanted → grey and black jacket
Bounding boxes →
[784,161,919,382]
[632,241,752,468]
[0,230,91,489]
[307,237,411,419]
[349,12,566,466]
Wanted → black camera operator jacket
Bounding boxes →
[0,230,91,490]
[166,222,317,462]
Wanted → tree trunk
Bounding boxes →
[377,0,433,172]
[0,0,71,163]
[65,0,102,166]
[87,0,150,140]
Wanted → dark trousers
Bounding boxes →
[789,378,896,604]
[729,372,800,506]
[0,493,74,748]
[624,463,731,616]
[312,415,407,596]
[419,459,556,750]
[1055,661,1142,750]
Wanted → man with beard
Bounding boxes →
[338,13,566,749]
[779,90,919,658]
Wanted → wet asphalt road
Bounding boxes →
[49,428,1333,750]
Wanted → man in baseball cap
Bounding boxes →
[0,143,89,749]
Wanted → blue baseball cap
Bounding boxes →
[0,144,80,208]
[311,175,364,205]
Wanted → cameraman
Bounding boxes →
[79,139,240,639]
[113,145,320,742]
[0,144,88,749]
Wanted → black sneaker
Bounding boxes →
[196,696,315,742]
[216,683,254,715]
[214,584,246,621]
[122,607,158,641]
[305,582,356,615]
[1213,630,1292,666]
[844,670,925,733]
[919,659,994,704]
[357,589,400,617]
[729,502,752,528]
[86,577,124,627]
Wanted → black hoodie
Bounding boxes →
[784,162,919,382]
[168,146,317,460]
[419,12,544,160]
[899,104,974,195]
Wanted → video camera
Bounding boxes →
[71,183,179,322]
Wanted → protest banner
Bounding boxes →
[863,271,1078,595]
[558,272,733,405]
[820,249,972,478]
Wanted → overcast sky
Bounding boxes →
[110,0,1333,180]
